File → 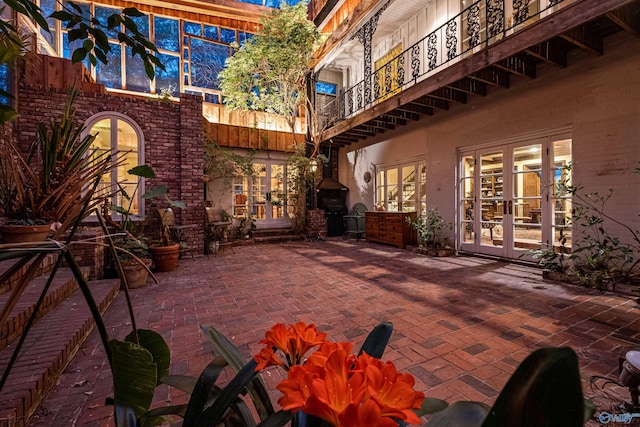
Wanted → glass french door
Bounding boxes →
[459,132,572,259]
[252,160,292,228]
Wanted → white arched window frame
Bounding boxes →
[83,112,146,219]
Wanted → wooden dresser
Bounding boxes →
[365,211,417,249]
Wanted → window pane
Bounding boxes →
[190,39,229,90]
[96,43,122,89]
[156,53,180,95]
[127,14,149,38]
[183,21,201,36]
[117,120,139,215]
[125,46,150,93]
[220,28,236,44]
[204,25,218,40]
[316,81,337,95]
[95,6,119,39]
[40,0,58,49]
[154,17,180,52]
[89,119,112,199]
[0,64,9,105]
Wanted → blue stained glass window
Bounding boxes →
[63,32,90,70]
[0,64,9,105]
[204,25,218,40]
[238,32,254,46]
[265,0,280,7]
[316,81,337,95]
[183,22,202,36]
[190,39,229,90]
[96,43,122,89]
[63,1,90,19]
[220,28,236,44]
[185,90,202,97]
[95,6,120,39]
[126,47,150,93]
[183,62,189,73]
[156,53,180,95]
[183,47,189,60]
[154,17,180,52]
[243,0,263,4]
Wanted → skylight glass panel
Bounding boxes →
[154,17,180,52]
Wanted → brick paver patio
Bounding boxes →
[27,240,640,426]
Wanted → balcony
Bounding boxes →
[316,0,640,146]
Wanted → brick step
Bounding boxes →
[0,255,59,295]
[0,278,120,427]
[253,234,305,244]
[251,227,297,237]
[0,266,91,351]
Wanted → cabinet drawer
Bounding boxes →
[384,213,403,223]
[381,223,403,233]
[379,232,402,245]
[367,230,379,240]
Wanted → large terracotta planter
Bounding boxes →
[0,223,51,243]
[149,244,180,272]
[121,259,152,289]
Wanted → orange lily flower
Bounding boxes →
[256,322,327,370]
[340,399,398,427]
[254,346,285,371]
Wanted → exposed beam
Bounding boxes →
[446,78,488,96]
[412,96,450,110]
[320,0,635,142]
[606,4,640,38]
[494,55,537,78]
[428,88,467,104]
[369,118,397,130]
[559,25,604,55]
[469,67,510,88]
[364,120,395,131]
[379,114,407,126]
[525,40,568,67]
[397,103,434,116]
[347,127,376,137]
[384,109,420,122]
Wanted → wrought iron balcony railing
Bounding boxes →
[318,0,567,130]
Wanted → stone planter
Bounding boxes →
[149,244,180,272]
[0,223,51,243]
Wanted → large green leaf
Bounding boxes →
[415,397,449,417]
[183,361,226,427]
[160,375,199,395]
[358,321,393,359]
[128,164,157,179]
[482,347,585,427]
[110,339,158,418]
[257,410,294,427]
[424,401,490,427]
[142,185,168,199]
[125,329,170,385]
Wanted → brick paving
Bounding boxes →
[26,240,640,426]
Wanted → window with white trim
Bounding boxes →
[375,161,426,212]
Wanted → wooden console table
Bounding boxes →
[365,211,417,249]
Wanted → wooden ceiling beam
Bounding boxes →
[384,109,420,122]
[428,87,467,104]
[397,103,434,116]
[525,40,568,67]
[606,3,640,38]
[446,78,488,96]
[494,55,537,79]
[559,25,604,55]
[378,114,407,126]
[469,67,510,88]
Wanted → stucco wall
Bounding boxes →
[339,32,640,249]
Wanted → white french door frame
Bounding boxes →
[252,154,292,229]
[457,128,572,259]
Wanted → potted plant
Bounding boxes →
[149,202,184,272]
[407,208,456,257]
[0,88,113,243]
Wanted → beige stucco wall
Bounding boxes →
[339,32,640,248]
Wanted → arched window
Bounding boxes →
[85,113,145,217]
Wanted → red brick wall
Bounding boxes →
[15,85,205,255]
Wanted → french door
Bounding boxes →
[252,159,293,229]
[459,132,572,259]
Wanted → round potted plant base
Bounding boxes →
[150,244,180,272]
[121,259,152,289]
[0,223,51,243]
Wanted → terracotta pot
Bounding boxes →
[149,244,180,272]
[121,259,152,289]
[0,223,51,243]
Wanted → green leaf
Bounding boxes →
[123,7,145,17]
[71,47,87,63]
[142,185,168,199]
[482,347,585,427]
[0,105,19,125]
[183,361,226,427]
[125,329,171,385]
[128,164,156,179]
[160,375,199,395]
[82,39,94,51]
[358,321,392,359]
[144,59,155,81]
[415,397,449,417]
[110,339,158,418]
[425,401,490,426]
[50,10,74,21]
[256,410,294,427]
